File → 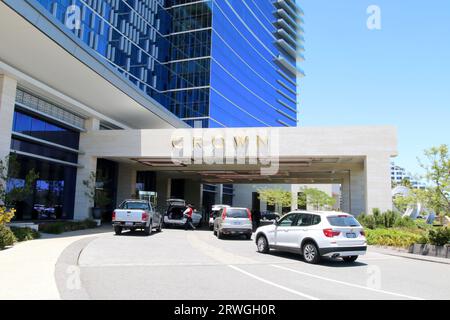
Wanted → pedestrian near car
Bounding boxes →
[183,204,195,230]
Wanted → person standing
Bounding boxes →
[183,204,195,231]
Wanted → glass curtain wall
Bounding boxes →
[9,109,80,220]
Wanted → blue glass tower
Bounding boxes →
[32,0,304,128]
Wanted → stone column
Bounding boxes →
[156,173,171,210]
[73,118,99,220]
[341,173,351,213]
[184,179,202,210]
[290,184,299,211]
[365,154,393,214]
[350,167,366,216]
[0,75,17,163]
[215,184,223,204]
[116,163,137,206]
[0,75,17,205]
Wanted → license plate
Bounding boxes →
[346,233,356,238]
[232,221,242,225]
[125,222,133,226]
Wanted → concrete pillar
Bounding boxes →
[350,167,366,216]
[341,173,351,213]
[290,184,299,211]
[184,179,202,210]
[156,173,171,210]
[73,118,99,220]
[0,74,17,164]
[365,154,393,214]
[215,184,223,204]
[116,163,137,206]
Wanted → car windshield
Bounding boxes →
[226,209,248,218]
[327,215,360,227]
[120,202,149,210]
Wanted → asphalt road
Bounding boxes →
[56,227,450,300]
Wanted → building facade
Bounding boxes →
[0,0,396,222]
[32,0,303,128]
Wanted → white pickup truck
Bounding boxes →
[112,199,162,235]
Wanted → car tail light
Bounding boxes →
[142,212,149,221]
[323,228,341,238]
[360,230,366,236]
[222,207,227,221]
[246,208,252,221]
[112,211,116,221]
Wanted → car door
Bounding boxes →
[286,213,313,247]
[274,213,298,247]
[151,202,161,226]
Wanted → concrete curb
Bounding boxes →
[54,236,98,300]
[369,246,450,265]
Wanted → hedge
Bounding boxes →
[365,228,424,248]
[39,219,97,234]
[10,227,41,242]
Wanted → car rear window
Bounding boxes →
[327,215,360,227]
[226,209,248,218]
[121,202,149,210]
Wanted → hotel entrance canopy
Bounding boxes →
[77,126,397,216]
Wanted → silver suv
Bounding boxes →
[213,207,253,240]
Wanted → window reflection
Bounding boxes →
[8,155,76,221]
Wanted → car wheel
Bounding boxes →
[114,226,122,235]
[256,235,269,254]
[209,225,214,231]
[245,233,252,240]
[303,242,321,264]
[144,221,152,236]
[342,256,358,263]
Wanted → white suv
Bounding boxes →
[255,211,367,264]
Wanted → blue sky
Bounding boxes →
[299,0,450,176]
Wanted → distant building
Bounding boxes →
[390,162,426,189]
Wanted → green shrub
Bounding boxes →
[39,219,97,234]
[40,222,66,234]
[357,214,376,229]
[393,216,416,229]
[358,210,402,229]
[366,228,422,248]
[428,227,450,246]
[383,210,400,228]
[414,219,433,231]
[417,233,429,245]
[10,227,40,242]
[0,225,16,249]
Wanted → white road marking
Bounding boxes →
[272,264,425,300]
[228,265,319,300]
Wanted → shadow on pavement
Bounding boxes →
[267,250,368,268]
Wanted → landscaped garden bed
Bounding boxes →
[358,209,450,259]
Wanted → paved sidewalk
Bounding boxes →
[0,225,111,300]
[369,245,450,265]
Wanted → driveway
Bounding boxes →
[55,228,450,300]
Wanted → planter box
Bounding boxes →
[409,243,449,258]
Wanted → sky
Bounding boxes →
[299,0,450,177]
